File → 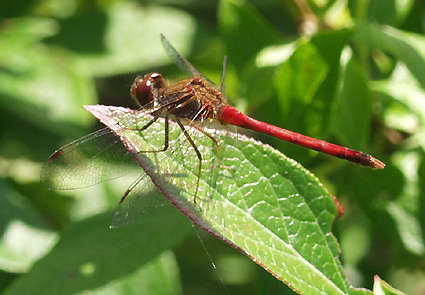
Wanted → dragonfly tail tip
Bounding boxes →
[372,158,385,169]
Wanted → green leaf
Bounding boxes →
[0,17,58,49]
[0,18,96,136]
[49,2,198,77]
[5,203,190,295]
[308,29,352,137]
[0,180,57,273]
[83,251,182,295]
[371,63,425,133]
[274,40,328,118]
[331,49,371,149]
[272,39,328,162]
[354,23,425,89]
[86,105,359,295]
[386,202,425,255]
[367,0,414,25]
[340,222,370,266]
[387,149,425,256]
[373,275,407,295]
[369,0,414,25]
[219,0,281,70]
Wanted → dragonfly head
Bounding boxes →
[131,72,166,107]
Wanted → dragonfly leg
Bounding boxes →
[118,173,147,204]
[119,115,170,153]
[176,119,202,204]
[191,125,223,169]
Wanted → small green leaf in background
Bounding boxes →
[387,148,425,256]
[331,48,371,149]
[0,180,57,273]
[354,22,425,88]
[387,202,425,256]
[371,63,425,133]
[373,275,407,295]
[307,29,352,136]
[219,0,281,70]
[367,0,415,25]
[275,40,328,118]
[272,39,329,162]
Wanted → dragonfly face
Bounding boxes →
[130,72,166,108]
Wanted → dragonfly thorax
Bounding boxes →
[161,77,224,121]
[131,72,224,122]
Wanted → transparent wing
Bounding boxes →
[42,105,229,227]
[160,34,216,86]
[161,33,202,77]
[41,127,142,190]
[41,117,175,228]
[40,101,168,191]
[110,173,172,229]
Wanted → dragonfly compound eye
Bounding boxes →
[131,73,167,107]
[131,74,154,107]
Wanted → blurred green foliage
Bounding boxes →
[0,0,424,294]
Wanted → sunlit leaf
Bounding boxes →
[83,251,182,295]
[0,17,58,48]
[85,104,366,295]
[0,180,57,273]
[0,18,96,136]
[354,23,425,89]
[371,63,425,133]
[387,149,425,256]
[49,2,198,77]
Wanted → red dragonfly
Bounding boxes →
[42,34,384,214]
